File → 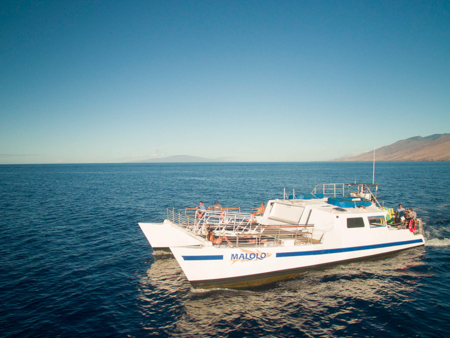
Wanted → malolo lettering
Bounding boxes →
[230,249,271,264]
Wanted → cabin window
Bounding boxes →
[368,216,386,228]
[347,217,365,228]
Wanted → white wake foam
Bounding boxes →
[425,238,450,247]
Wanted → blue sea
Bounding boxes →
[1,162,449,337]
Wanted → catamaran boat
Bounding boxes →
[139,183,425,289]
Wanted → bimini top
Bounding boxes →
[289,193,325,199]
[327,197,372,208]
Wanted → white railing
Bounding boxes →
[286,183,382,207]
[167,208,316,248]
[311,183,346,197]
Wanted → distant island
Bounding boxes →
[335,134,450,161]
[132,155,224,163]
[130,134,450,163]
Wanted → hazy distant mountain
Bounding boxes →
[134,155,224,163]
[335,134,450,161]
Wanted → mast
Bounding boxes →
[372,147,375,184]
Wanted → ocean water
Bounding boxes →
[1,162,449,337]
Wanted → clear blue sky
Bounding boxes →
[1,0,449,164]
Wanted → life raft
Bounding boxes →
[408,219,417,233]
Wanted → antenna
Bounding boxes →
[372,147,376,184]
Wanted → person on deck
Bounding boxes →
[396,204,406,224]
[195,201,206,219]
[209,200,223,212]
[252,202,265,217]
[404,208,417,231]
[248,202,265,223]
[206,226,233,247]
[405,208,417,221]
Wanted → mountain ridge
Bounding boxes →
[335,134,450,161]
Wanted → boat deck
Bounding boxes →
[165,210,319,249]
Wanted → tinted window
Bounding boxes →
[347,217,365,228]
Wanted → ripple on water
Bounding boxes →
[131,247,441,337]
[1,163,450,337]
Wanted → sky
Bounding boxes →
[1,0,449,164]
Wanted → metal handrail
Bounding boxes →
[311,183,346,197]
[166,208,316,248]
[286,182,382,208]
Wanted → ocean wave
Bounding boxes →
[2,162,450,337]
[425,238,450,247]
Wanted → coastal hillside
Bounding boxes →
[335,134,450,161]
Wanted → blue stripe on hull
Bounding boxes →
[182,255,223,261]
[180,239,424,261]
[276,239,424,258]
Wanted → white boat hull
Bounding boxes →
[171,230,425,288]
[138,220,203,250]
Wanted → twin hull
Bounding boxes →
[170,230,425,288]
[138,220,203,250]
